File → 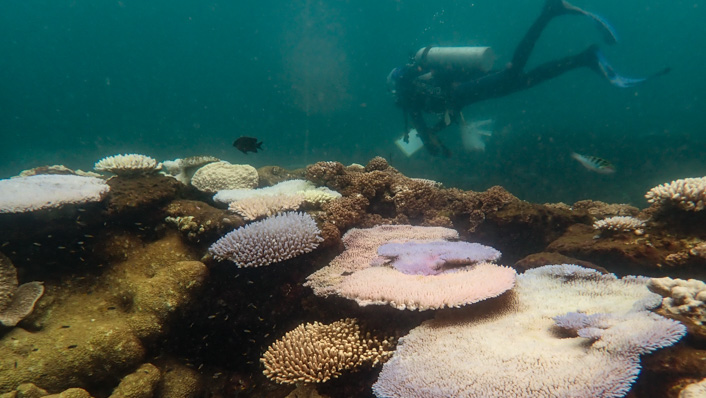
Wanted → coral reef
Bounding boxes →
[646,177,706,211]
[94,154,160,176]
[261,318,392,384]
[229,193,306,221]
[0,253,43,327]
[593,215,646,233]
[373,265,684,398]
[0,175,110,214]
[0,232,207,393]
[5,156,706,397]
[190,161,258,193]
[208,212,323,267]
[161,156,220,185]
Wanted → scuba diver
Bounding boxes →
[387,0,670,157]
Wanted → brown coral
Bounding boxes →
[261,318,392,384]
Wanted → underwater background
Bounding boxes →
[1,0,704,205]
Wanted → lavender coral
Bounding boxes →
[376,240,501,275]
[306,225,513,311]
[208,211,323,267]
[0,175,110,213]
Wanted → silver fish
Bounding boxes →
[571,152,616,174]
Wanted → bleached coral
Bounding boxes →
[680,378,706,398]
[261,318,392,384]
[593,215,646,233]
[648,276,706,325]
[161,156,220,184]
[213,179,340,205]
[190,161,258,193]
[305,225,459,298]
[228,193,305,221]
[373,264,684,398]
[208,211,323,267]
[94,154,160,176]
[0,175,110,213]
[646,176,706,211]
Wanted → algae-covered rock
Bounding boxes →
[156,360,203,398]
[0,232,207,394]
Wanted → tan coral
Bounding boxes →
[0,232,208,393]
[190,161,258,193]
[261,318,392,384]
[593,215,646,233]
[0,253,44,327]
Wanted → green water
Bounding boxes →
[1,0,704,205]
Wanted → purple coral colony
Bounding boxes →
[1,154,706,397]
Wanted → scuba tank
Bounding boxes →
[414,46,496,73]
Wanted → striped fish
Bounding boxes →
[571,152,616,174]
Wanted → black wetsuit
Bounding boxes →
[396,4,598,157]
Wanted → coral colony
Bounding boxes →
[0,154,705,397]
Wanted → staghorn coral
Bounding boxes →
[0,253,44,327]
[261,318,392,384]
[208,211,323,267]
[373,264,684,398]
[0,175,110,214]
[190,161,258,193]
[94,154,160,176]
[593,215,646,233]
[646,177,706,211]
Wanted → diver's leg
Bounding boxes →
[518,45,669,90]
[509,0,618,76]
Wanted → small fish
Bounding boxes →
[571,152,616,174]
[233,136,263,154]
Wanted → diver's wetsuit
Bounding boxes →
[393,0,662,157]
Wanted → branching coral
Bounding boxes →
[646,177,706,211]
[261,318,393,384]
[208,212,323,267]
[593,216,646,233]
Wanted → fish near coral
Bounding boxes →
[233,136,263,154]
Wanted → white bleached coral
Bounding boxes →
[94,154,160,176]
[645,176,706,211]
[0,175,110,213]
[648,276,706,325]
[190,161,258,193]
[161,155,220,184]
[593,215,646,232]
[373,264,684,398]
[213,179,340,205]
[228,193,306,221]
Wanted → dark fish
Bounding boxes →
[233,136,263,154]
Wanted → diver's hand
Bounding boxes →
[419,131,451,157]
